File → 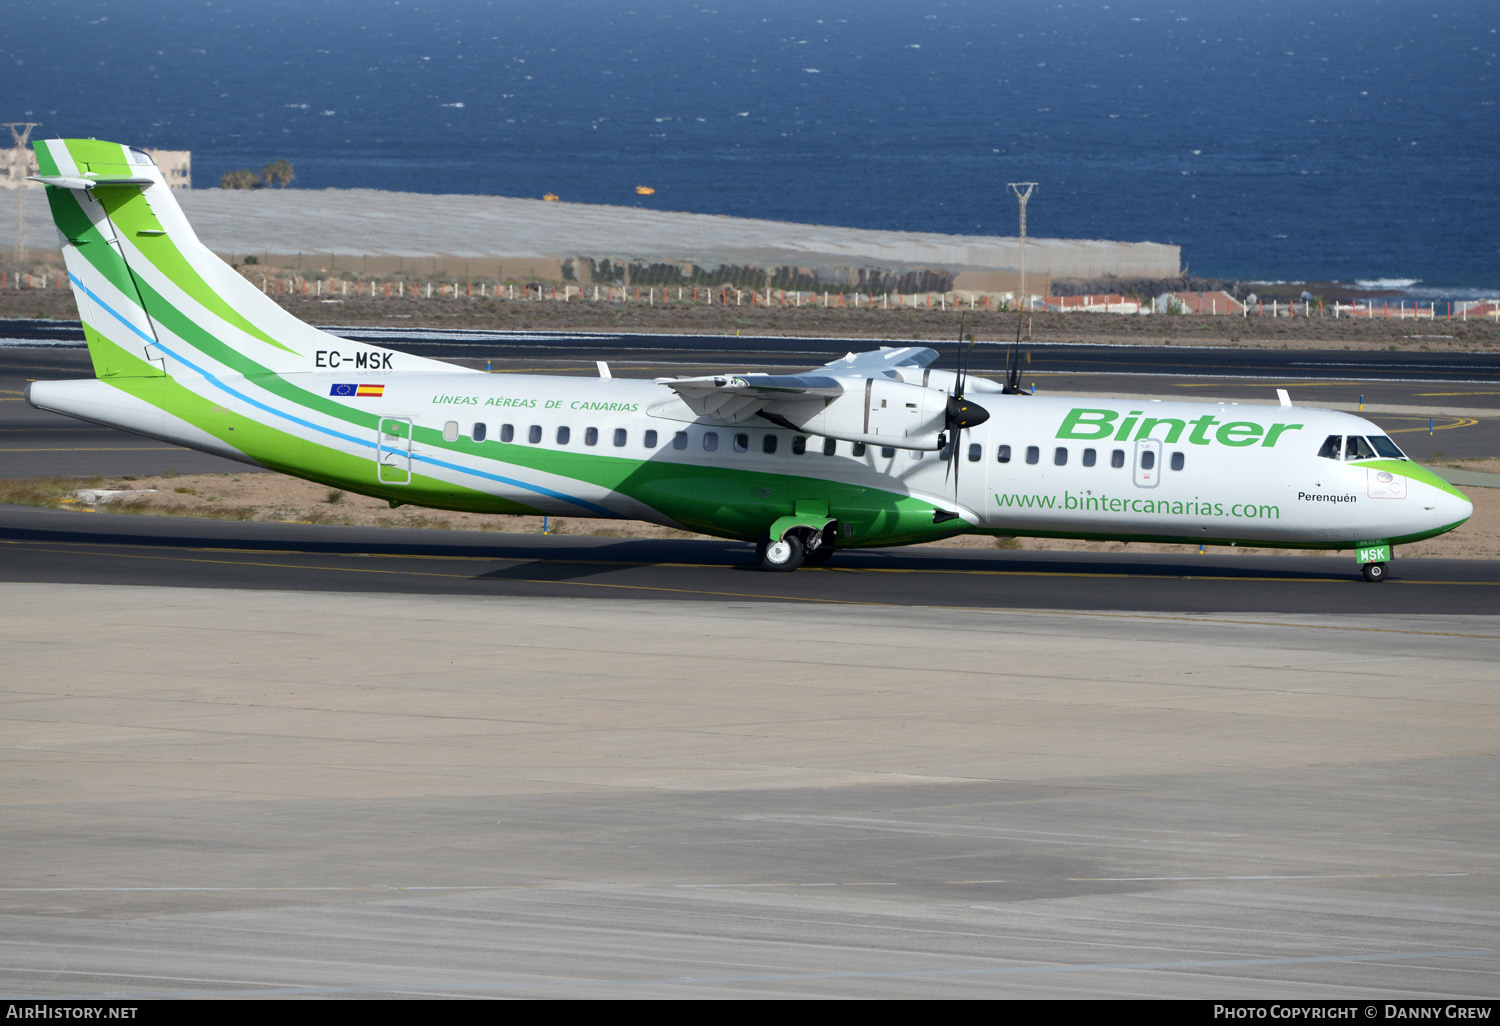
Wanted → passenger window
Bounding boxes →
[762,435,777,454]
[1318,435,1343,461]
[824,438,838,456]
[501,423,514,443]
[614,428,627,447]
[1345,435,1377,461]
[967,443,981,462]
[473,422,487,442]
[852,442,866,457]
[1054,447,1067,467]
[1170,452,1185,471]
[585,427,598,446]
[1025,446,1040,465]
[556,426,570,444]
[881,446,895,458]
[1082,448,1096,467]
[1140,450,1156,470]
[527,425,542,444]
[733,433,749,453]
[792,436,807,455]
[673,431,689,450]
[1111,449,1125,468]
[443,421,459,442]
[703,432,718,451]
[644,430,658,448]
[997,444,1011,464]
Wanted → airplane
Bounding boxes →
[22,138,1472,582]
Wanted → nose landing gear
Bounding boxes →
[1356,542,1392,584]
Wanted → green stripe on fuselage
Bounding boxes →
[87,183,295,354]
[1362,459,1471,502]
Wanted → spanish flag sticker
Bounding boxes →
[330,383,386,398]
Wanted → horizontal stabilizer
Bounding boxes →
[27,174,156,190]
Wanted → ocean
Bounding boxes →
[6,0,1497,293]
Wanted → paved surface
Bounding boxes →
[2,586,1497,998]
[2,506,1499,614]
[3,323,1499,998]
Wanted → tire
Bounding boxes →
[757,532,806,572]
[1362,561,1387,583]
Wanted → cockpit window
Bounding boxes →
[1317,435,1342,460]
[1368,435,1407,460]
[1344,435,1378,462]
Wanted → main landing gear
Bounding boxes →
[756,533,805,572]
[1361,561,1388,583]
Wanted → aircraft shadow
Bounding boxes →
[0,503,1366,584]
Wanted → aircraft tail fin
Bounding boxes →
[30,138,432,382]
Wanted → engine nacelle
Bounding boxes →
[784,378,949,450]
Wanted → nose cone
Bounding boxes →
[1442,485,1474,530]
[1407,462,1472,536]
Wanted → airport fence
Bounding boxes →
[5,269,1499,322]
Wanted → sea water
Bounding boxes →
[6,0,1496,293]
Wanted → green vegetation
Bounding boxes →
[219,160,295,190]
[562,258,956,294]
[219,169,262,190]
[261,159,295,189]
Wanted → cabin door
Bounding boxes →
[376,416,413,485]
[1132,439,1161,488]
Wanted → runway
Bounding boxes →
[3,321,1499,999]
[2,505,1499,613]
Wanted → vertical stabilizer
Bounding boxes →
[31,138,450,383]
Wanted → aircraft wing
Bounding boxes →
[660,346,947,426]
[664,373,843,423]
[814,346,942,375]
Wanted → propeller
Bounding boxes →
[943,315,990,502]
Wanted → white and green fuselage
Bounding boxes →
[24,139,1472,571]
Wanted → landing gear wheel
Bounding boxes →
[756,533,806,572]
[1362,561,1388,583]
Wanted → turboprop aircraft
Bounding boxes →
[23,138,1472,580]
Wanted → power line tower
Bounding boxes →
[4,122,41,266]
[1007,182,1037,311]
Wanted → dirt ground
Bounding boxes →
[4,279,1499,351]
[38,459,1497,562]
